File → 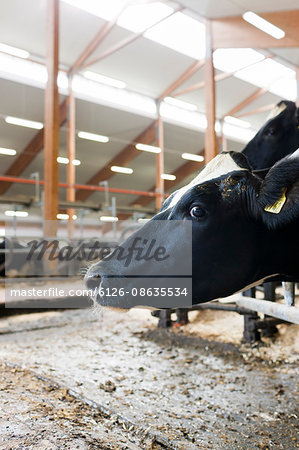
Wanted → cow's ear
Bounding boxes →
[257,150,299,228]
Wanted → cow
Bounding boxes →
[85,100,299,308]
[242,100,299,170]
[85,149,299,308]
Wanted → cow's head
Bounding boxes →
[85,151,299,308]
[242,100,299,170]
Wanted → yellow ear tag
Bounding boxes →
[264,188,287,214]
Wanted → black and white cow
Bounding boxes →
[242,100,299,170]
[85,150,299,307]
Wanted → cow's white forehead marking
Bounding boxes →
[167,153,247,209]
[266,102,287,120]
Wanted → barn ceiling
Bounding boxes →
[0,0,297,222]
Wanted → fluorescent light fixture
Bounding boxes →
[117,2,174,33]
[136,143,161,154]
[5,210,28,217]
[78,131,109,143]
[182,153,204,162]
[100,216,119,222]
[57,213,77,220]
[57,213,69,220]
[0,147,16,156]
[213,48,265,73]
[57,157,81,165]
[5,116,43,130]
[145,12,206,60]
[242,11,285,40]
[224,116,251,129]
[57,157,69,164]
[164,97,197,112]
[111,165,133,174]
[161,173,176,181]
[138,218,150,224]
[0,43,30,59]
[83,71,126,89]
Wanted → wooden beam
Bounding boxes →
[158,60,205,101]
[76,122,157,202]
[70,11,124,74]
[223,87,267,118]
[66,77,76,237]
[0,99,67,195]
[212,10,299,49]
[155,116,164,210]
[43,0,59,236]
[131,148,205,209]
[236,103,275,118]
[204,20,218,163]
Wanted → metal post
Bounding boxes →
[242,287,261,342]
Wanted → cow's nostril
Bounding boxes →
[85,273,101,290]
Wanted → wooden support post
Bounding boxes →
[204,20,218,163]
[155,113,164,210]
[67,76,76,238]
[296,67,299,107]
[44,0,59,237]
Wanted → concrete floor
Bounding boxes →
[0,308,298,449]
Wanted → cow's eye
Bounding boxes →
[190,206,206,219]
[266,127,276,136]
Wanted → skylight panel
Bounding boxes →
[268,78,296,101]
[213,48,265,73]
[236,58,295,90]
[144,12,206,60]
[117,2,174,33]
[61,0,130,21]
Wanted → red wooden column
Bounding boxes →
[67,76,76,238]
[44,0,59,237]
[204,20,218,163]
[155,112,164,210]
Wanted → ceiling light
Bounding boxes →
[181,153,204,162]
[0,43,30,59]
[0,147,17,156]
[57,213,77,220]
[57,157,81,165]
[138,218,150,223]
[222,123,255,144]
[5,210,28,217]
[161,173,176,181]
[111,166,133,174]
[57,213,69,220]
[242,11,285,40]
[164,97,197,112]
[100,216,119,222]
[83,71,126,89]
[57,157,69,164]
[5,116,43,130]
[160,102,207,130]
[224,116,251,129]
[135,143,161,153]
[117,2,174,34]
[78,131,109,143]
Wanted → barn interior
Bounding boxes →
[0,0,298,448]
